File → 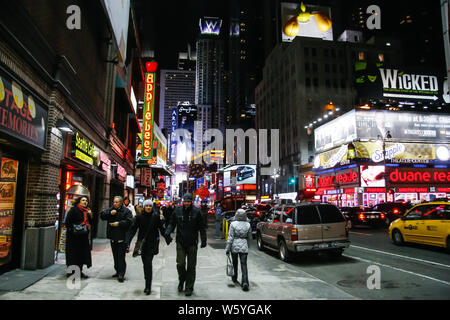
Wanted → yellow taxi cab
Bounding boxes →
[389,202,450,252]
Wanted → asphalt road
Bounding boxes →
[250,225,450,300]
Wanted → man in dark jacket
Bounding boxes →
[128,199,171,295]
[101,196,133,282]
[165,193,207,297]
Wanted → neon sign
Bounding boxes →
[389,168,450,184]
[142,62,157,164]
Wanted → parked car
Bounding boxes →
[255,203,272,221]
[389,202,450,252]
[256,203,350,261]
[340,206,386,229]
[371,202,413,226]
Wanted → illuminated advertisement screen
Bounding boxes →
[355,110,450,142]
[315,110,357,152]
[142,72,157,163]
[199,18,222,35]
[360,165,385,187]
[224,165,257,186]
[176,104,197,165]
[169,107,178,164]
[281,2,333,42]
[355,65,447,103]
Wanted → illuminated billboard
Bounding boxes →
[175,104,197,165]
[314,110,357,153]
[199,17,222,35]
[223,165,257,185]
[360,165,385,187]
[281,2,333,42]
[355,65,447,103]
[142,62,158,164]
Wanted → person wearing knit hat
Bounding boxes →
[128,198,171,295]
[164,193,207,297]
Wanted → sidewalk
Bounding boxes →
[0,215,355,300]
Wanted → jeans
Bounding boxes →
[176,243,198,291]
[216,220,222,238]
[110,240,127,276]
[231,253,249,286]
[141,251,155,288]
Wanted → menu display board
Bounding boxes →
[0,157,18,265]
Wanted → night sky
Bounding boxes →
[149,0,229,69]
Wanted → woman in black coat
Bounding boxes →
[64,196,93,279]
[128,199,171,295]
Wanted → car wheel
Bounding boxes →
[278,240,291,262]
[256,233,264,251]
[392,229,404,246]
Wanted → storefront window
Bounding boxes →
[0,157,19,266]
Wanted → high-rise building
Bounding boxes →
[159,70,196,130]
[178,44,197,71]
[195,17,227,133]
[256,32,402,194]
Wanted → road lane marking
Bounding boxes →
[349,245,450,269]
[349,231,373,236]
[343,254,450,286]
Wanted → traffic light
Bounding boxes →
[289,177,296,184]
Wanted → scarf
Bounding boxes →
[77,205,91,228]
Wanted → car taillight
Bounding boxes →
[393,209,399,214]
[358,213,365,220]
[256,211,261,216]
[291,228,298,241]
[380,213,385,219]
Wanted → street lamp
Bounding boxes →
[271,172,280,200]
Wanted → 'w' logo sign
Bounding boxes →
[200,18,222,35]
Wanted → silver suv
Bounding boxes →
[256,203,350,261]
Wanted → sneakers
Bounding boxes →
[144,287,151,295]
[118,275,125,283]
[242,284,249,292]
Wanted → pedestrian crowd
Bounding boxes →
[64,193,251,296]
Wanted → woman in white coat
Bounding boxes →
[225,209,252,291]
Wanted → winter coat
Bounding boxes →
[225,210,251,254]
[165,204,207,248]
[64,206,92,268]
[128,206,168,256]
[100,205,133,241]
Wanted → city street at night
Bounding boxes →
[1,216,449,300]
[0,0,449,308]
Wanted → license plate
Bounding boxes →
[319,243,329,248]
[369,215,376,219]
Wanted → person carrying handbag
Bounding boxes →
[64,196,93,279]
[128,199,172,295]
[225,209,252,291]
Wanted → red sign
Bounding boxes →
[236,185,243,190]
[365,188,386,193]
[397,188,428,193]
[224,187,231,192]
[142,72,157,163]
[317,169,358,188]
[437,187,450,192]
[244,184,257,190]
[304,175,314,188]
[389,168,450,184]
